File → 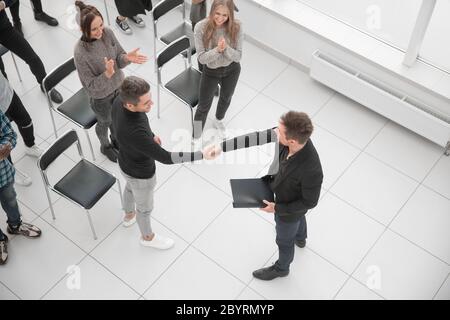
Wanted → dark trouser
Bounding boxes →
[90,90,119,148]
[5,92,35,147]
[114,0,152,17]
[274,213,307,272]
[0,180,22,241]
[9,0,44,24]
[193,62,241,138]
[0,24,47,85]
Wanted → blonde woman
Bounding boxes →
[192,0,242,143]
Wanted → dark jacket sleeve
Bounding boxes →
[128,127,203,164]
[274,168,323,215]
[3,0,17,7]
[221,128,277,152]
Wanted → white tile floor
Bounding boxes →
[0,0,449,300]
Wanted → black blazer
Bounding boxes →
[263,139,323,222]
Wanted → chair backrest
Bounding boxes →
[157,36,190,68]
[38,130,79,171]
[43,57,76,93]
[152,0,184,21]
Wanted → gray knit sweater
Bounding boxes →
[194,19,243,69]
[74,27,130,99]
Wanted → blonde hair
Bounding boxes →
[202,0,240,48]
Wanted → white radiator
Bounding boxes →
[309,51,450,153]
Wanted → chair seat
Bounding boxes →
[165,68,201,107]
[0,44,8,56]
[160,22,196,57]
[54,160,116,209]
[57,88,97,129]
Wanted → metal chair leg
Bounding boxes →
[104,0,110,25]
[116,178,124,209]
[84,129,96,161]
[157,83,161,119]
[43,185,56,220]
[85,210,98,240]
[48,108,58,139]
[10,53,22,82]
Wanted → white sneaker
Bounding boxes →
[140,234,174,250]
[122,213,136,227]
[116,17,132,35]
[14,169,32,186]
[129,15,145,28]
[25,145,43,158]
[213,118,227,139]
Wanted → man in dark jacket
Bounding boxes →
[207,111,323,280]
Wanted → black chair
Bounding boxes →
[156,36,201,139]
[0,44,22,82]
[42,57,97,161]
[38,129,123,240]
[151,0,196,69]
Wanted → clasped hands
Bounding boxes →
[217,37,227,53]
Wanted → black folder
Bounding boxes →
[230,178,274,208]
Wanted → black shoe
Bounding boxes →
[296,239,306,248]
[0,235,9,265]
[252,265,289,281]
[40,84,63,104]
[50,89,63,104]
[34,12,58,26]
[13,22,24,37]
[101,145,118,163]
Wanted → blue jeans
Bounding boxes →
[274,213,307,272]
[0,180,22,240]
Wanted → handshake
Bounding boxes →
[201,144,223,160]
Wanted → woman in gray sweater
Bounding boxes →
[73,1,147,162]
[192,0,242,145]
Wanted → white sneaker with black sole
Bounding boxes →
[129,15,145,27]
[116,17,132,34]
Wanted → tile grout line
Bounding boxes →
[332,118,449,299]
[140,202,233,298]
[432,272,449,300]
[329,120,391,299]
[0,279,22,300]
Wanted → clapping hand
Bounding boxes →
[104,57,115,78]
[0,143,12,160]
[126,48,148,64]
[260,200,275,213]
[202,144,222,160]
[217,37,227,53]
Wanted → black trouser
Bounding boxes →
[5,92,35,148]
[114,0,152,17]
[9,0,44,24]
[274,214,307,272]
[0,23,47,85]
[193,62,241,138]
